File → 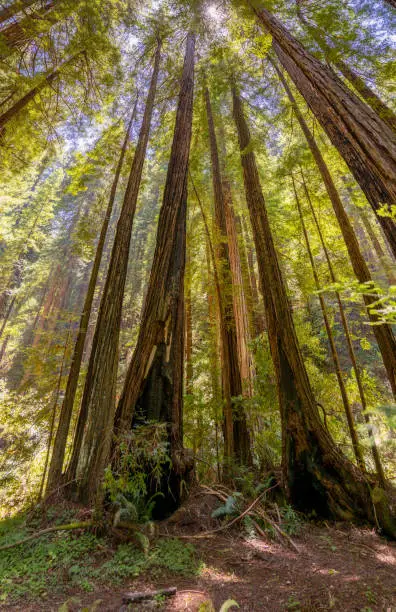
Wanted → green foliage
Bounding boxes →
[278,505,303,536]
[0,517,102,601]
[96,538,200,584]
[211,495,241,519]
[219,601,240,612]
[104,422,170,523]
[0,513,200,603]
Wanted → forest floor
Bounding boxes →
[0,488,395,611]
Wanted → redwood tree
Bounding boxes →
[204,84,251,467]
[232,82,395,538]
[65,39,162,505]
[295,1,396,133]
[251,4,396,259]
[45,100,138,495]
[114,32,196,515]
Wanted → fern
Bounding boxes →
[211,495,239,519]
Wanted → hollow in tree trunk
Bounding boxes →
[114,33,196,517]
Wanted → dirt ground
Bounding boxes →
[4,489,396,611]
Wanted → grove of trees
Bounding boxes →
[0,0,395,540]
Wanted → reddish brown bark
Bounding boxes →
[45,102,138,495]
[204,85,251,467]
[223,168,253,398]
[272,58,396,398]
[114,34,196,515]
[66,41,162,505]
[232,83,395,538]
[116,33,194,433]
[253,5,396,258]
[295,2,396,133]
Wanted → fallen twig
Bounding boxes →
[0,521,92,551]
[256,509,300,553]
[160,487,274,540]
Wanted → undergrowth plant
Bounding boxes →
[0,512,200,603]
[105,422,171,524]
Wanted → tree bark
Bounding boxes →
[66,41,161,505]
[291,174,365,469]
[232,83,396,538]
[45,101,138,495]
[204,85,252,467]
[116,33,194,432]
[272,58,396,398]
[253,5,396,258]
[114,33,196,516]
[295,3,396,133]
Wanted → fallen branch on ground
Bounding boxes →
[0,521,92,551]
[160,487,277,540]
[122,587,177,603]
[163,484,299,552]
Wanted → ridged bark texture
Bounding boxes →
[45,101,138,495]
[114,33,196,515]
[205,86,252,466]
[295,4,396,133]
[67,41,161,505]
[232,84,396,538]
[254,6,396,258]
[272,59,396,398]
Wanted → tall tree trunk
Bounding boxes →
[45,101,138,495]
[114,33,196,516]
[291,174,365,469]
[232,83,396,538]
[65,41,162,505]
[253,6,396,257]
[204,85,251,467]
[0,52,79,129]
[234,213,258,339]
[38,321,72,501]
[300,170,387,487]
[335,61,396,133]
[185,251,193,396]
[272,58,396,398]
[244,228,266,335]
[295,3,396,133]
[204,232,222,480]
